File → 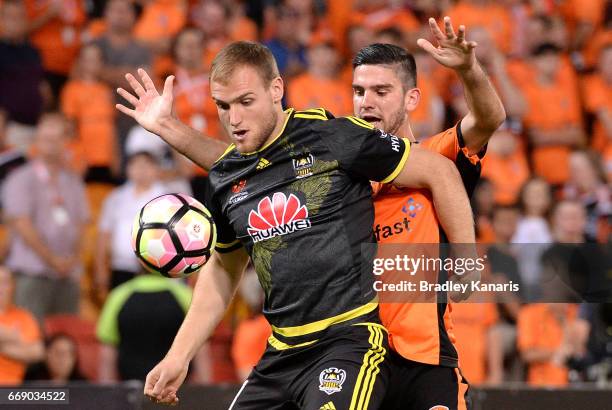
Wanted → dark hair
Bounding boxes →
[24,333,86,383]
[352,43,417,88]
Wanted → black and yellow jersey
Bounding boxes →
[205,108,410,348]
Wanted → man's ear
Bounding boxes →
[270,76,284,104]
[404,87,421,113]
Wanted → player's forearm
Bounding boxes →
[457,62,506,153]
[166,261,236,363]
[429,163,475,243]
[157,117,230,171]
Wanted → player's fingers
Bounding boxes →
[457,25,466,43]
[125,73,146,97]
[163,75,175,98]
[144,370,159,396]
[416,38,438,55]
[117,88,139,107]
[467,41,478,50]
[139,68,158,94]
[444,16,455,39]
[116,104,135,118]
[151,371,169,397]
[428,17,445,41]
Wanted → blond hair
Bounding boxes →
[210,41,280,85]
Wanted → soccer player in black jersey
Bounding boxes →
[116,41,476,409]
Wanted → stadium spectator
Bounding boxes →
[482,123,530,205]
[563,150,611,243]
[192,0,233,67]
[94,151,166,294]
[92,0,152,172]
[263,4,308,79]
[467,26,527,119]
[581,43,612,179]
[24,0,86,103]
[445,0,512,54]
[338,24,374,90]
[2,113,89,323]
[350,0,419,39]
[517,303,579,387]
[571,302,612,383]
[96,271,192,382]
[172,28,222,139]
[450,302,499,385]
[541,200,612,303]
[133,0,186,55]
[473,178,496,242]
[61,44,118,182]
[24,333,86,384]
[520,43,585,186]
[287,34,352,116]
[0,266,44,386]
[512,178,553,300]
[487,204,525,383]
[0,0,46,150]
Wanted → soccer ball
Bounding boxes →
[131,193,217,278]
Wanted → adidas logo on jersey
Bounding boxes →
[247,193,311,242]
[320,402,337,410]
[256,158,271,170]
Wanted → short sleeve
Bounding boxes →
[96,284,134,346]
[318,117,411,183]
[421,122,484,197]
[203,183,241,254]
[2,167,33,219]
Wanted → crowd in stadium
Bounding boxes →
[0,0,611,392]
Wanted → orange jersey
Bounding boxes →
[60,80,116,168]
[518,304,578,387]
[375,124,484,367]
[26,0,86,75]
[0,307,41,385]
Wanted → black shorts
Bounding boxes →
[381,351,471,410]
[229,323,391,410]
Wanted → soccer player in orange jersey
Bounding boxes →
[351,18,505,409]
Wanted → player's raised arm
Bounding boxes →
[144,247,249,405]
[392,144,475,244]
[116,68,230,171]
[418,16,505,154]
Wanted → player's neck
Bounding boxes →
[396,120,416,142]
[263,106,290,146]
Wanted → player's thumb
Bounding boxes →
[417,38,437,54]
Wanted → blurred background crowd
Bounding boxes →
[0,0,611,391]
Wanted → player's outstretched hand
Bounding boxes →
[116,68,175,136]
[144,356,189,406]
[417,16,477,72]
